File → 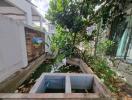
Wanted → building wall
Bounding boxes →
[6,0,32,25]
[25,27,45,62]
[0,14,28,82]
[48,24,55,34]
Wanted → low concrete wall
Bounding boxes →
[66,58,94,74]
[0,54,46,93]
[0,93,101,100]
[0,14,28,83]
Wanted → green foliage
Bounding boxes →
[97,39,114,56]
[46,0,70,23]
[88,56,119,92]
[50,25,81,58]
[46,0,102,33]
[106,41,118,56]
[100,0,126,28]
[50,25,73,56]
[54,53,65,64]
[75,49,120,92]
[55,2,85,33]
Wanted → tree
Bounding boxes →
[46,0,70,23]
[46,0,126,57]
[46,0,103,48]
[50,25,73,56]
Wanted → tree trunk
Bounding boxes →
[72,32,77,52]
[94,29,99,56]
[94,20,101,56]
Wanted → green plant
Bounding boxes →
[88,56,120,92]
[50,25,73,56]
[97,39,114,56]
[54,53,65,64]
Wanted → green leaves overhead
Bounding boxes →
[46,0,102,33]
[46,0,70,23]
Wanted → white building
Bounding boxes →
[0,0,46,28]
[0,0,55,83]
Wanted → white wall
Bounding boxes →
[48,24,55,34]
[6,0,33,25]
[0,14,28,82]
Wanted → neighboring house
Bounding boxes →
[46,23,56,54]
[0,0,46,82]
[42,20,56,54]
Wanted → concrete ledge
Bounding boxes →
[0,93,132,100]
[66,58,94,74]
[0,93,101,100]
[0,54,46,93]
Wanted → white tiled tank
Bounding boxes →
[30,73,94,93]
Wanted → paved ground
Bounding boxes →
[113,61,132,86]
[109,60,132,96]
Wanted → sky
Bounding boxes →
[31,0,50,15]
[39,0,50,12]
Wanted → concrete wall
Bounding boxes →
[5,0,44,29]
[5,0,33,25]
[0,14,28,82]
[48,24,55,34]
